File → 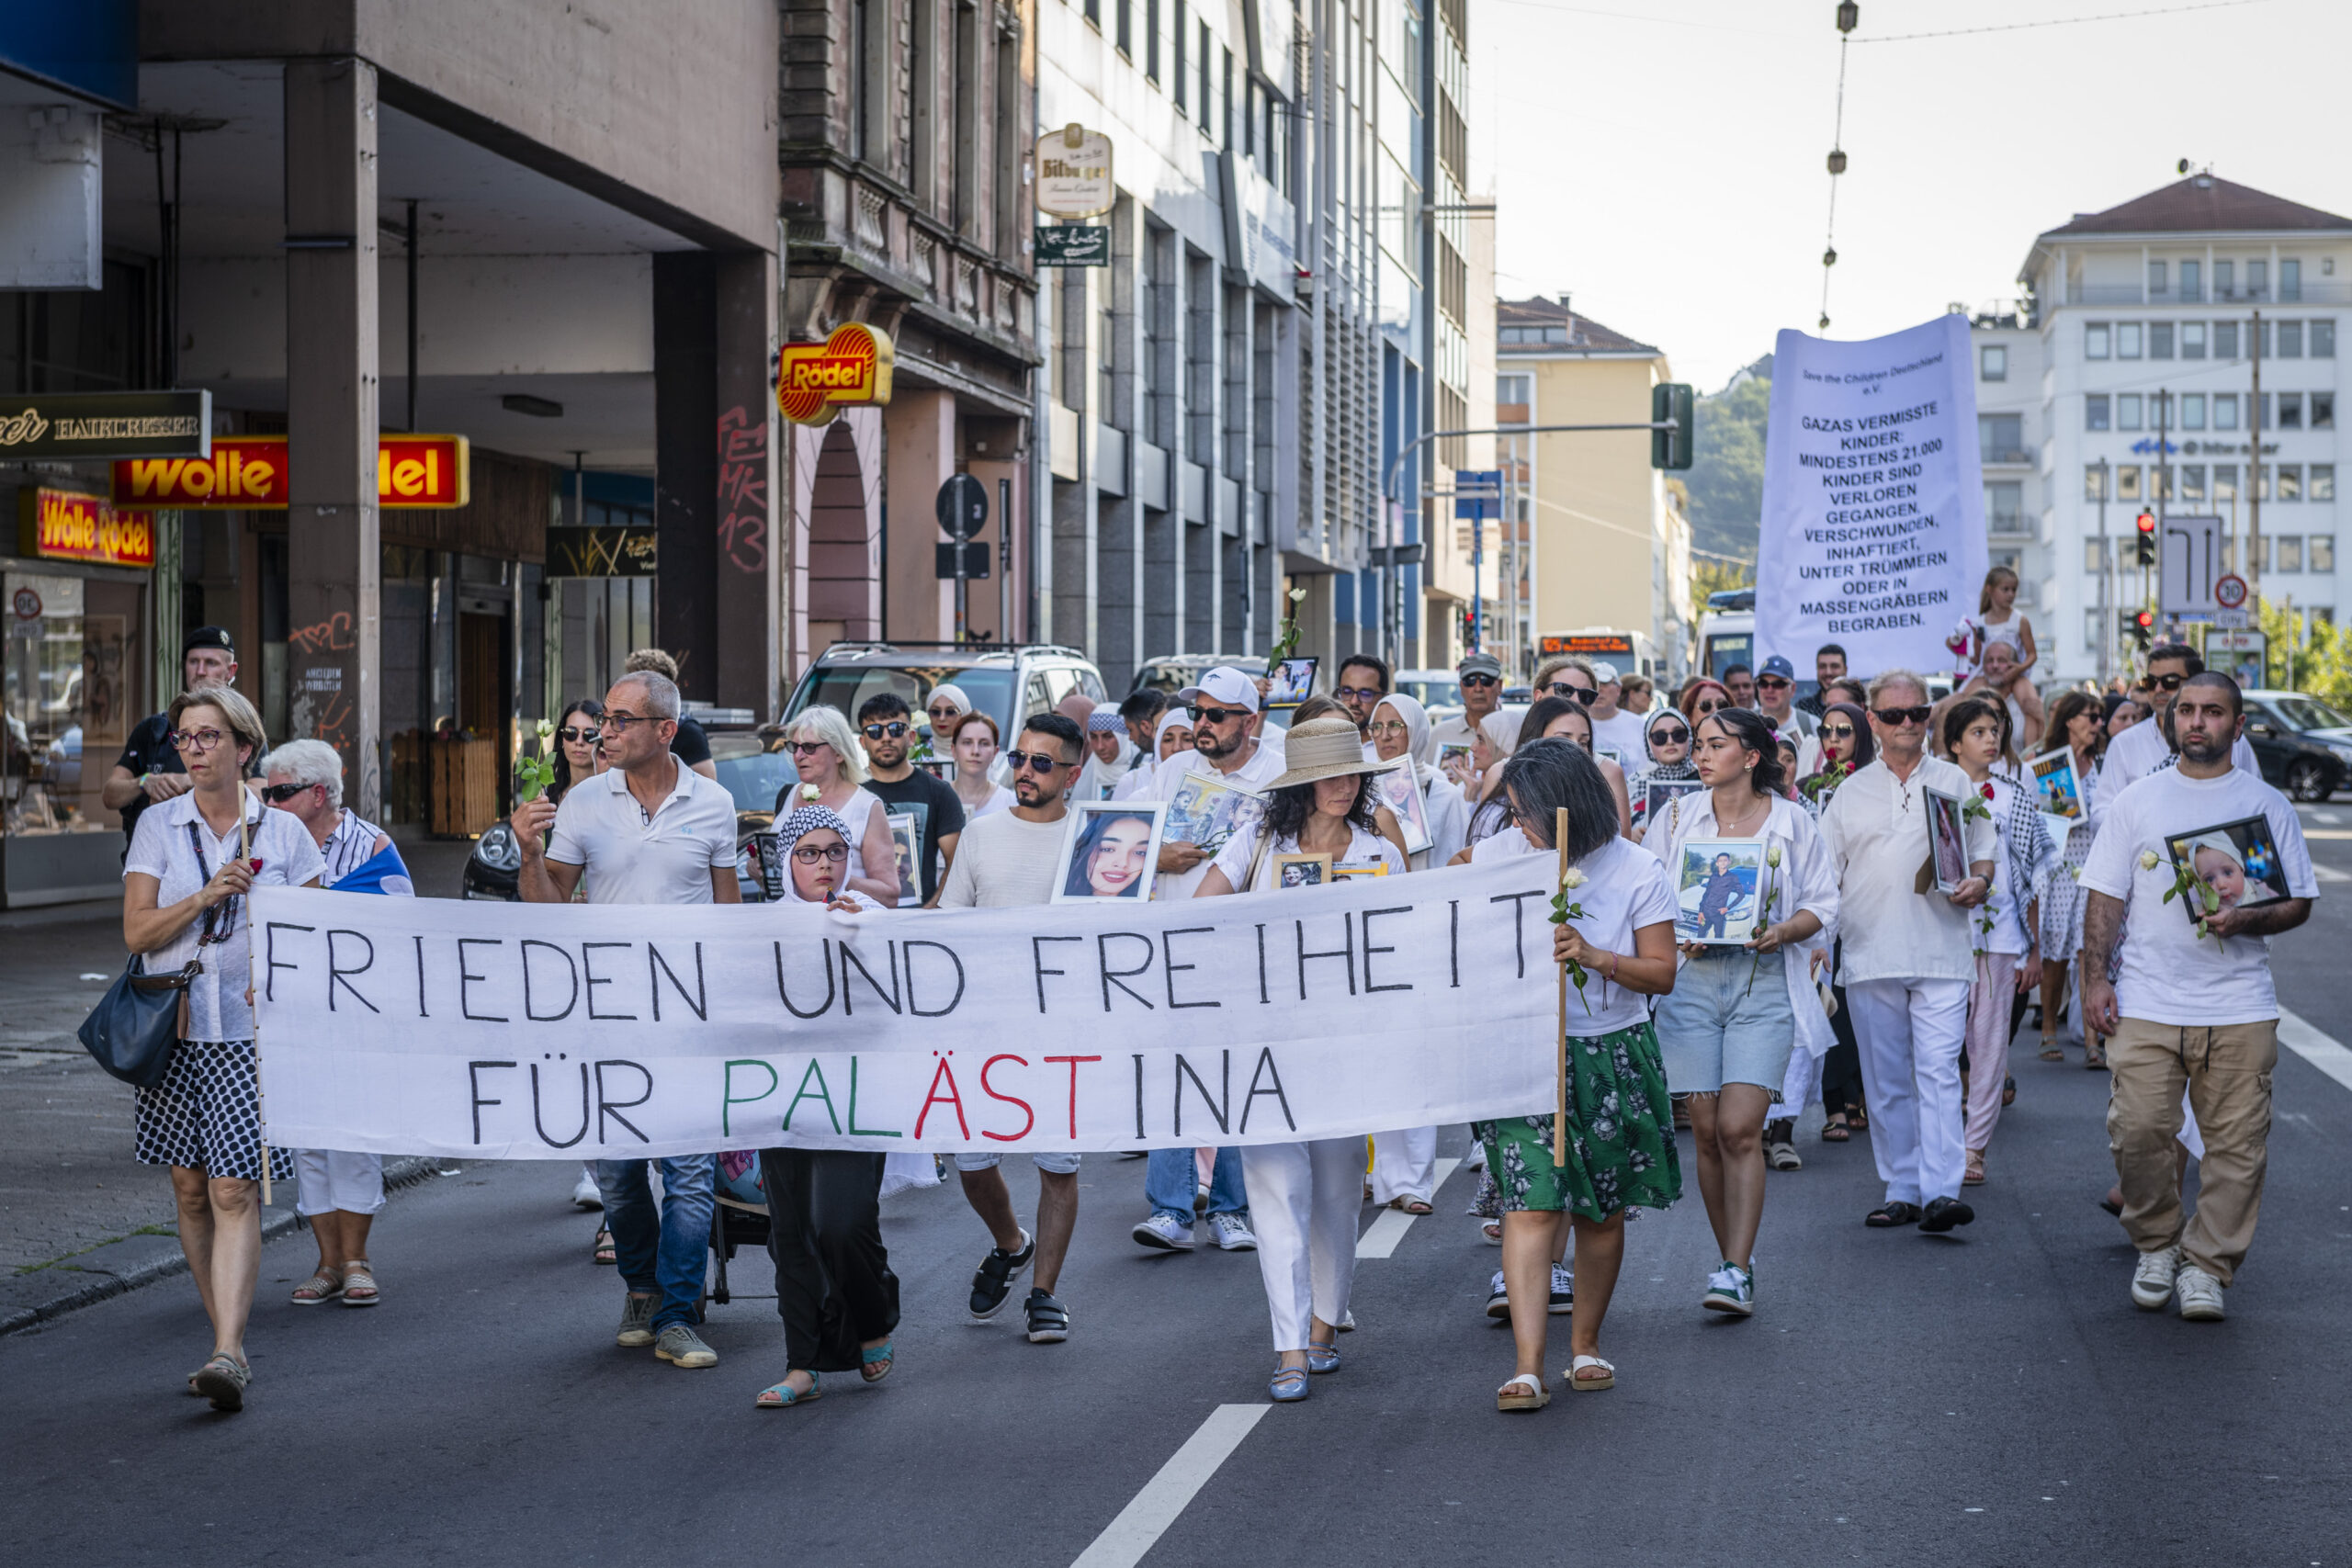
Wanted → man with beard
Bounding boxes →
[2102,643,2258,789]
[1148,665,1286,900]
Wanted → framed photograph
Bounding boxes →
[1266,656,1318,708]
[1332,861,1389,881]
[1370,760,1432,855]
[1051,800,1167,903]
[1642,776,1703,828]
[887,812,921,903]
[915,757,956,783]
[1438,742,1475,786]
[2163,815,2291,929]
[1273,852,1334,888]
[1922,786,1970,894]
[1162,770,1266,857]
[1596,745,1622,765]
[2028,747,2083,820]
[1674,836,1763,944]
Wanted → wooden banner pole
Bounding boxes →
[1554,807,1570,1167]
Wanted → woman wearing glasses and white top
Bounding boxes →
[120,684,324,1412]
[773,705,899,906]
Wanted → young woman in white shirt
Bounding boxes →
[1643,707,1837,1319]
[946,710,1016,820]
[2035,688,2109,1066]
[778,705,899,904]
[1193,716,1408,1404]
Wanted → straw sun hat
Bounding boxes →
[1265,714,1401,792]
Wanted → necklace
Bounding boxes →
[1713,787,1769,839]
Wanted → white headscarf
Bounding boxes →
[1154,707,1196,753]
[1373,693,1436,784]
[1477,709,1521,761]
[926,682,972,717]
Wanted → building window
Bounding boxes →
[2214,393,2239,430]
[2283,258,2302,301]
[2086,393,2110,431]
[2182,321,2207,359]
[2215,259,2235,299]
[2150,321,2174,359]
[2148,259,2167,296]
[1116,0,1131,53]
[1985,480,2023,534]
[2279,392,2304,431]
[1146,0,1159,79]
[2118,392,2143,431]
[1198,24,1212,130]
[2214,464,2237,502]
[2215,320,2239,359]
[2279,465,2303,502]
[2084,608,2105,653]
[2181,392,2206,430]
[2279,320,2304,358]
[1979,412,2022,461]
[1085,0,1099,26]
[2313,464,2337,502]
[1172,0,1186,107]
[2118,321,2143,359]
[2180,259,2201,301]
[2084,538,2109,572]
[2278,536,2304,571]
[2085,322,2110,359]
[2085,463,2108,501]
[2117,465,2142,501]
[2152,465,2173,502]
[2181,463,2207,502]
[2313,319,2336,357]
[2313,535,2336,572]
[1981,344,2007,381]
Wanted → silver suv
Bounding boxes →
[782,641,1108,749]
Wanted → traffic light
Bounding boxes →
[2128,607,2155,649]
[2134,509,2157,566]
[1651,382,1694,471]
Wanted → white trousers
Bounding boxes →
[1367,1126,1437,1205]
[1239,1137,1363,1352]
[296,1149,385,1217]
[1773,1049,1820,1127]
[1845,977,1970,1206]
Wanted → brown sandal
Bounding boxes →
[341,1258,380,1306]
[290,1265,344,1305]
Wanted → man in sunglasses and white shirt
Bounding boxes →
[1819,670,1998,1235]
[937,711,1094,1344]
[1430,650,1508,758]
[1148,665,1288,900]
[2102,643,2258,789]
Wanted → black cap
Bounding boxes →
[183,626,235,658]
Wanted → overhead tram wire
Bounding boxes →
[1818,4,1856,334]
[1849,0,2270,43]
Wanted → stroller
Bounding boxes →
[708,1150,771,1305]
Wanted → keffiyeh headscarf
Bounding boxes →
[773,797,857,905]
[1081,701,1138,794]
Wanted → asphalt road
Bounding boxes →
[6,812,2352,1566]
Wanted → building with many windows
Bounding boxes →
[2019,175,2350,682]
[1969,308,2051,663]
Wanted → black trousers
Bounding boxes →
[1819,940,1866,1116]
[759,1149,899,1373]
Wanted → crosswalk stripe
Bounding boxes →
[1354,1156,1463,1258]
[1069,1404,1269,1568]
[2278,1008,2352,1093]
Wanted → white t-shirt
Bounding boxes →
[1589,708,1648,764]
[1209,821,1406,892]
[959,783,1016,818]
[546,757,738,905]
[935,807,1067,908]
[125,794,326,1041]
[1555,835,1679,1035]
[2102,713,2259,791]
[2076,763,2316,1026]
[1149,739,1286,900]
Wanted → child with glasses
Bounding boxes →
[769,705,899,906]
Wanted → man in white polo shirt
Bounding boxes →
[2103,643,2259,789]
[1149,665,1286,901]
[511,669,740,1372]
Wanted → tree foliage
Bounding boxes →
[1683,355,1773,566]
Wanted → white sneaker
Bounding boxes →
[2176,1263,2226,1321]
[1132,1213,1195,1251]
[1207,1212,1258,1251]
[571,1169,604,1210]
[2130,1244,2182,1311]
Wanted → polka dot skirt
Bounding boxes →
[134,1040,289,1182]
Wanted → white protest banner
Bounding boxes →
[1757,313,1986,676]
[251,857,1566,1160]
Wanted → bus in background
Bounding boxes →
[1535,628,1658,682]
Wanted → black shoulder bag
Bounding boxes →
[78,820,236,1088]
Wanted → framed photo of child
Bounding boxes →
[2028,747,2083,820]
[2163,816,2291,929]
[1266,657,1318,708]
[1273,852,1334,888]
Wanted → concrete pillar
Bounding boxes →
[282,57,381,816]
[884,391,956,641]
[1182,514,1214,652]
[713,252,779,717]
[653,254,718,700]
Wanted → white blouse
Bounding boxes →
[124,793,326,1042]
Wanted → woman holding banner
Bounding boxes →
[754,801,900,1408]
[1477,739,1679,1410]
[1193,716,1407,1403]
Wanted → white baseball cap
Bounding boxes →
[1591,660,1621,684]
[1176,665,1261,713]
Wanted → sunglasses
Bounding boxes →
[1186,705,1252,725]
[557,726,598,744]
[1004,750,1075,773]
[927,704,961,716]
[861,721,910,739]
[1542,682,1598,705]
[1690,697,1727,715]
[1872,705,1933,727]
[786,740,835,756]
[1460,672,1500,687]
[1757,676,1792,690]
[2151,672,2188,691]
[1647,724,1691,745]
[260,781,312,804]
[1821,723,1858,740]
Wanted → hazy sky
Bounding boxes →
[1476,0,2352,392]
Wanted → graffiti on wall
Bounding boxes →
[716,405,767,573]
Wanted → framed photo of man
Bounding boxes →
[2028,747,2083,820]
[1674,837,1762,944]
[1922,786,1970,894]
[1051,801,1167,903]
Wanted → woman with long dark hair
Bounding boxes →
[1799,701,1875,1140]
[549,697,605,803]
[1516,697,1633,836]
[2038,688,2111,1064]
[1642,707,1837,1319]
[1478,739,1681,1409]
[1193,716,1408,1403]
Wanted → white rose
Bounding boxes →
[1562,868,1588,890]
[2137,850,2160,871]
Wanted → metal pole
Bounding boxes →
[2249,309,2264,614]
[2097,457,2110,682]
[2155,388,2169,632]
[998,476,1012,644]
[406,198,419,434]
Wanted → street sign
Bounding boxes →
[2158,513,2226,621]
[935,542,989,580]
[2214,572,2249,611]
[1035,226,1109,267]
[0,389,211,460]
[1453,469,1500,520]
[936,473,989,541]
[1035,125,1114,218]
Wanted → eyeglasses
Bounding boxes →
[1872,705,1933,727]
[861,721,910,739]
[927,704,961,717]
[597,713,661,731]
[557,727,598,744]
[1821,723,1859,740]
[1367,720,1411,739]
[786,740,835,757]
[1187,704,1252,725]
[1336,685,1386,702]
[790,843,850,865]
[1757,676,1792,690]
[1004,750,1074,773]
[168,728,229,753]
[1647,724,1691,745]
[260,781,313,804]
[1459,672,1500,688]
[1542,682,1597,705]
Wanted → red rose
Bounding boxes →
[1980,783,1995,800]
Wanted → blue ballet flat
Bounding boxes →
[1268,1367,1310,1403]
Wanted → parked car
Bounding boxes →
[1131,653,1294,733]
[786,641,1106,750]
[2240,687,2352,801]
[1393,668,1462,714]
[463,729,793,901]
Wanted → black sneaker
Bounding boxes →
[1548,1262,1576,1315]
[967,1228,1034,1320]
[1024,1287,1070,1344]
[1919,1196,1975,1234]
[1484,1269,1510,1319]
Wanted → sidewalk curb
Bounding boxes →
[0,1156,445,1337]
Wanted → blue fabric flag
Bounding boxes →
[330,842,415,898]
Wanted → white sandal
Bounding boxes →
[1566,1354,1615,1392]
[1497,1373,1550,1412]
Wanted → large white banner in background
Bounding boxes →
[1758,313,1985,676]
[250,857,1571,1160]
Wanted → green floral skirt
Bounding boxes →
[1473,1020,1682,1222]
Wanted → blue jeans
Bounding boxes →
[1147,1146,1248,1225]
[596,1156,715,1332]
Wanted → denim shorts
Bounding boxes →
[1656,945,1794,1096]
[954,1151,1082,1175]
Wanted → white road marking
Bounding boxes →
[2278,1008,2352,1094]
[2312,864,2351,884]
[2311,809,2344,825]
[1070,1404,1269,1568]
[1354,1156,1462,1258]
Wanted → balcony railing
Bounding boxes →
[2065,280,2350,306]
[1987,510,2031,537]
[1982,446,2036,467]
